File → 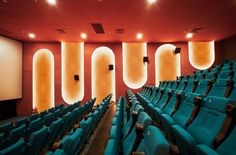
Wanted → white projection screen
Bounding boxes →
[0,36,22,101]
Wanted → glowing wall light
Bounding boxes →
[155,44,181,86]
[33,49,54,112]
[92,46,116,105]
[188,41,215,70]
[61,42,84,104]
[122,43,147,89]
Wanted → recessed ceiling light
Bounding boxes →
[47,0,56,5]
[28,33,35,39]
[137,33,143,40]
[186,32,193,39]
[81,33,87,39]
[147,0,157,5]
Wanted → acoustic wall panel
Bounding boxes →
[122,43,147,89]
[61,42,84,104]
[0,36,22,101]
[188,41,215,70]
[92,47,115,105]
[155,44,181,86]
[33,49,54,112]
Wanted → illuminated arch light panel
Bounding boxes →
[61,42,84,104]
[188,41,215,70]
[155,44,181,86]
[122,43,148,89]
[92,46,116,105]
[33,49,54,112]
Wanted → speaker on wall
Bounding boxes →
[74,75,79,81]
[174,47,181,54]
[143,56,149,63]
[109,64,114,70]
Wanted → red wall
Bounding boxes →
[17,42,222,115]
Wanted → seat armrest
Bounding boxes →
[135,123,144,136]
[195,144,219,155]
[172,124,197,155]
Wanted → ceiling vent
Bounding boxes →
[91,23,105,34]
[55,28,66,34]
[115,28,125,34]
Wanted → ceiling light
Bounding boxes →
[137,33,143,40]
[28,33,35,39]
[147,0,157,5]
[47,0,56,5]
[81,33,87,39]
[186,32,193,39]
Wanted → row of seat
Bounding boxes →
[0,96,102,155]
[105,90,170,155]
[48,94,112,155]
[136,62,236,155]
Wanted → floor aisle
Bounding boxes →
[80,102,117,155]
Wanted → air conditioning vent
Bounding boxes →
[55,28,66,34]
[91,23,105,34]
[115,28,125,34]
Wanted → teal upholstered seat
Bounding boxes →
[171,96,230,155]
[195,124,236,155]
[25,126,48,155]
[0,139,25,155]
[135,126,170,155]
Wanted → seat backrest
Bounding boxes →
[207,79,228,97]
[162,92,180,115]
[0,140,25,155]
[7,124,26,146]
[187,96,230,147]
[216,124,236,155]
[228,80,236,100]
[14,117,27,128]
[194,79,209,95]
[137,112,152,130]
[62,128,83,155]
[184,79,197,93]
[156,91,169,108]
[0,123,13,136]
[25,126,48,155]
[172,93,198,128]
[43,113,55,126]
[26,118,42,139]
[137,126,170,155]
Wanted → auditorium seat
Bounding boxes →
[4,124,26,148]
[25,126,48,155]
[134,126,170,155]
[42,118,63,149]
[195,124,236,155]
[160,93,201,141]
[25,118,42,140]
[0,139,25,155]
[122,111,152,155]
[14,117,27,128]
[0,123,13,138]
[171,96,233,155]
[54,128,83,155]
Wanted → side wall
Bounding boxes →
[17,42,222,115]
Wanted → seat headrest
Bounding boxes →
[203,96,231,113]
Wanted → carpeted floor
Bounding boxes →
[80,103,117,155]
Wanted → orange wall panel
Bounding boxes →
[62,42,84,104]
[33,49,54,112]
[188,42,215,70]
[155,44,181,86]
[92,47,115,105]
[122,43,147,89]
